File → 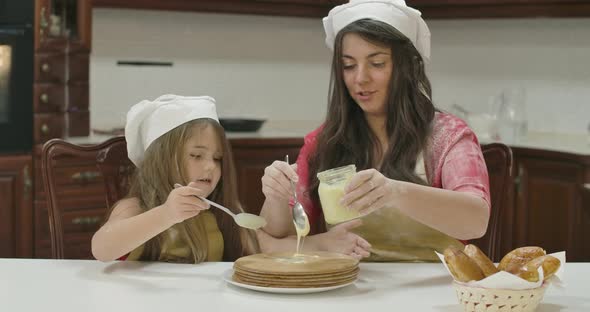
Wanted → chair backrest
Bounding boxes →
[471,143,513,262]
[41,136,134,259]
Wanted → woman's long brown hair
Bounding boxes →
[126,118,258,262]
[308,19,436,229]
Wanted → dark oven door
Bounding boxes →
[0,24,33,153]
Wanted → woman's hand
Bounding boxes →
[340,169,399,215]
[261,160,298,202]
[163,182,210,224]
[315,219,372,259]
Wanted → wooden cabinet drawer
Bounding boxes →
[67,111,90,137]
[35,234,95,260]
[34,195,108,260]
[35,53,66,83]
[34,163,104,198]
[34,113,65,144]
[36,205,107,240]
[68,83,89,112]
[69,53,89,82]
[33,83,66,113]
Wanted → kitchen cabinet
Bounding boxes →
[407,0,590,18]
[27,0,93,259]
[92,0,343,18]
[230,138,304,215]
[34,0,91,139]
[93,0,590,18]
[511,147,590,262]
[0,155,33,258]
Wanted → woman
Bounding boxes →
[258,0,490,262]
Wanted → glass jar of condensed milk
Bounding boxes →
[317,164,361,224]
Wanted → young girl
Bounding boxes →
[91,94,258,263]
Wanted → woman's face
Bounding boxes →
[341,33,393,116]
[183,124,222,197]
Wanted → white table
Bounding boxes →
[1,259,588,312]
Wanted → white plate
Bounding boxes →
[222,269,355,294]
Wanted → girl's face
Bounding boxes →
[341,33,393,116]
[183,124,222,197]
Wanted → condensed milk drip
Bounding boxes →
[294,216,310,256]
[273,253,319,264]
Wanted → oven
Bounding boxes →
[0,1,33,153]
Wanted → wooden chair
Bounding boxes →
[41,136,134,259]
[471,143,513,262]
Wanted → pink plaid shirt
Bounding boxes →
[295,112,491,226]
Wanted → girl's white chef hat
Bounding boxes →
[323,0,431,62]
[125,94,219,166]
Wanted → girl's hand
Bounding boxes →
[163,182,210,224]
[340,169,399,215]
[316,219,371,259]
[261,160,298,202]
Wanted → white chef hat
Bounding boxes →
[323,0,431,63]
[125,94,219,166]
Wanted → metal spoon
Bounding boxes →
[173,183,266,230]
[285,155,310,236]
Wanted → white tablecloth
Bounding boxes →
[1,259,588,311]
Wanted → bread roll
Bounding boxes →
[463,244,499,277]
[516,255,561,282]
[498,246,546,274]
[444,246,485,282]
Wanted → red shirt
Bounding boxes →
[294,112,491,226]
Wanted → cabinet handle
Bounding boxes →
[23,165,32,200]
[71,171,101,183]
[41,63,50,73]
[40,93,49,103]
[40,124,49,134]
[72,216,101,225]
[584,183,590,191]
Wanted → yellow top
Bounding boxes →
[126,210,224,262]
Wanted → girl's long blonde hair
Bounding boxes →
[126,118,258,262]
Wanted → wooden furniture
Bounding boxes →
[470,143,513,262]
[1,259,588,311]
[408,0,590,19]
[92,0,345,18]
[41,136,132,259]
[92,0,590,18]
[0,156,33,258]
[34,0,92,140]
[25,136,590,261]
[511,147,590,262]
[231,138,304,215]
[28,0,94,259]
[0,0,92,259]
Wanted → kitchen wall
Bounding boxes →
[90,8,590,135]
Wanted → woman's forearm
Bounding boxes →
[392,181,489,240]
[259,197,295,238]
[91,205,174,262]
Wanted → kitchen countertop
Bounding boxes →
[67,121,589,156]
[481,132,590,156]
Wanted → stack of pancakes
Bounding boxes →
[232,251,359,288]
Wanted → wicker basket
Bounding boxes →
[453,282,548,312]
